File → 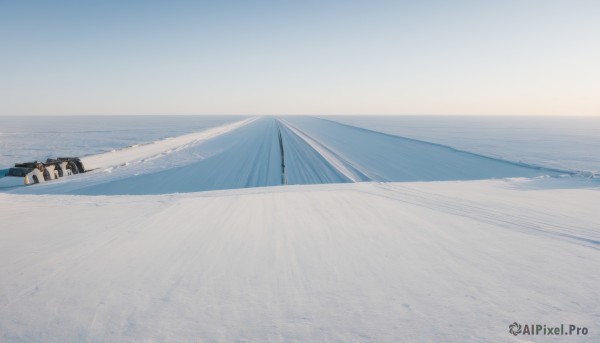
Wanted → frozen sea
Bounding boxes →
[0,115,246,169]
[325,115,600,173]
[1,115,598,174]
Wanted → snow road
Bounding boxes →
[1,178,599,342]
[4,116,567,195]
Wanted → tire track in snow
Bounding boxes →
[314,116,574,176]
[275,119,354,185]
[276,123,288,185]
[277,118,371,183]
[5,116,578,195]
[359,183,600,249]
[281,116,570,182]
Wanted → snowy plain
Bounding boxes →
[2,117,571,195]
[0,115,246,170]
[325,115,600,174]
[0,115,599,342]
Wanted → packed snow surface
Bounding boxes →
[1,178,599,342]
[325,115,600,173]
[3,116,566,195]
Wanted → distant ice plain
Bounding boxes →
[0,116,577,195]
[2,115,598,174]
[326,115,600,173]
[0,115,246,169]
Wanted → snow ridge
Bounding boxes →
[81,117,257,171]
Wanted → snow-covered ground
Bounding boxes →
[324,115,600,174]
[1,178,599,342]
[0,115,246,169]
[1,115,599,342]
[2,117,568,195]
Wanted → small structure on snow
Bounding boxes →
[3,158,86,185]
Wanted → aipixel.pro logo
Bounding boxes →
[509,322,588,336]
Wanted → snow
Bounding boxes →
[1,178,599,342]
[81,117,256,171]
[0,174,23,188]
[324,115,600,174]
[280,116,567,182]
[1,115,598,341]
[4,117,567,195]
[0,115,247,169]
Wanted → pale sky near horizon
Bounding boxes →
[1,0,599,116]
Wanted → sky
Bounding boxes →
[0,0,599,116]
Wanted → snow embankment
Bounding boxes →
[324,115,600,174]
[0,178,598,342]
[81,117,257,171]
[281,116,568,182]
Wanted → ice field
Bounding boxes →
[1,115,599,342]
[327,115,600,173]
[0,115,246,170]
[1,116,572,195]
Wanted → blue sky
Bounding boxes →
[1,0,598,115]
